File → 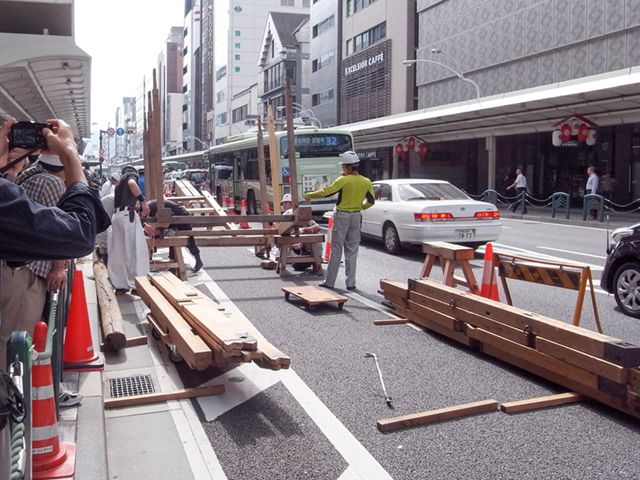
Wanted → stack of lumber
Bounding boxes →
[380,278,640,420]
[379,279,409,317]
[135,272,290,371]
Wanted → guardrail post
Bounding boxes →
[485,190,497,206]
[583,194,605,222]
[551,192,570,219]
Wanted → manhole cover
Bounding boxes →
[109,374,155,398]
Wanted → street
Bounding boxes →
[167,218,640,480]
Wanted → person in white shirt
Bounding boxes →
[506,167,527,214]
[100,171,121,198]
[585,166,600,220]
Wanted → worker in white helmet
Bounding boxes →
[304,151,374,290]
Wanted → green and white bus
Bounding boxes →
[208,126,353,214]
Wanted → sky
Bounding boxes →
[75,0,184,133]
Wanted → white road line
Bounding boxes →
[201,279,393,480]
[348,291,425,332]
[537,246,607,260]
[489,243,604,271]
[502,218,609,232]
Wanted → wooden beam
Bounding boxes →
[499,392,584,414]
[124,336,148,348]
[163,214,295,225]
[377,399,499,432]
[257,117,269,224]
[267,104,281,214]
[173,228,276,237]
[284,73,299,209]
[373,318,409,326]
[104,384,225,409]
[94,261,127,351]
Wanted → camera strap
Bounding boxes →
[0,150,36,174]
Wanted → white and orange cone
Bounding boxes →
[239,199,250,229]
[479,242,500,301]
[323,216,334,263]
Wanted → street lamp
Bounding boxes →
[183,135,208,151]
[276,105,322,128]
[403,54,481,100]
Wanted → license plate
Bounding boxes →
[455,228,476,239]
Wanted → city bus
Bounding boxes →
[207,126,353,214]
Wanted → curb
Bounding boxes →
[499,212,628,229]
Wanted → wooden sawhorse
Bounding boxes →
[275,234,324,277]
[420,241,479,292]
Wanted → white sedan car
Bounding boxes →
[361,179,502,253]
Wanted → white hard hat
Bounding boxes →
[339,151,360,165]
[110,172,121,181]
[38,154,63,167]
[281,193,292,203]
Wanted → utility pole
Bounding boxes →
[98,129,107,179]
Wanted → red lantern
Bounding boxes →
[395,143,404,156]
[560,123,572,142]
[418,143,428,157]
[577,124,588,142]
[407,137,416,150]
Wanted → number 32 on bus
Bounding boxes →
[208,127,353,214]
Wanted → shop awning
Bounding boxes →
[0,32,91,141]
[346,67,640,149]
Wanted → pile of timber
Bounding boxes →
[379,278,640,419]
[135,272,290,371]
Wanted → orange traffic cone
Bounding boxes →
[323,216,334,263]
[63,270,104,371]
[479,242,500,301]
[32,321,76,479]
[222,195,228,209]
[228,197,236,216]
[239,199,250,229]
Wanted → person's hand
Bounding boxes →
[47,268,67,293]
[42,119,77,158]
[0,118,16,168]
[140,201,150,219]
[303,193,311,201]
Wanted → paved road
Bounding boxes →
[177,218,640,480]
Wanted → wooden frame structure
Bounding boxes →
[419,242,479,292]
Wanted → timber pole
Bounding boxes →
[267,104,281,214]
[257,118,269,226]
[284,73,299,209]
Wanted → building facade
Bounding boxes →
[339,0,415,124]
[159,26,184,156]
[183,0,204,152]
[309,0,340,127]
[257,12,311,123]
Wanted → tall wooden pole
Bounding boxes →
[267,104,281,215]
[284,73,299,210]
[143,101,150,199]
[145,91,154,200]
[256,118,269,225]
[152,70,163,209]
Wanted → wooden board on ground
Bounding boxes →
[282,285,348,310]
[148,271,203,306]
[104,384,225,409]
[377,399,499,432]
[374,318,409,326]
[499,392,584,414]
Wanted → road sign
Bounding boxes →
[107,127,115,136]
[281,167,290,176]
[99,156,105,163]
[116,127,125,136]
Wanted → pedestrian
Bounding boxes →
[601,171,616,201]
[100,171,121,198]
[585,166,600,220]
[280,193,323,274]
[304,151,375,290]
[96,192,114,265]
[506,167,528,214]
[146,199,204,273]
[107,165,150,295]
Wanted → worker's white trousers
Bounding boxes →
[325,211,361,288]
[107,210,149,289]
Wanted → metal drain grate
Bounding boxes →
[109,374,155,398]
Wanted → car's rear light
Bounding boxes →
[414,212,454,222]
[474,211,500,220]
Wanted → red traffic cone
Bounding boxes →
[479,242,500,301]
[228,197,236,216]
[239,199,250,229]
[63,270,104,371]
[32,321,76,479]
[323,216,334,263]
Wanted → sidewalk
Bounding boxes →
[498,204,639,229]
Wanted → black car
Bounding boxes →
[601,223,640,318]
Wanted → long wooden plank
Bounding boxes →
[104,384,225,409]
[409,290,531,346]
[409,279,640,366]
[374,318,409,326]
[377,399,498,432]
[148,272,203,306]
[379,279,410,299]
[135,277,213,369]
[405,310,473,347]
[407,300,461,332]
[173,228,277,237]
[535,337,627,384]
[499,393,584,414]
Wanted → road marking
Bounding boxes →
[489,243,604,271]
[338,465,363,480]
[200,278,393,480]
[502,218,610,232]
[537,246,607,260]
[348,291,425,332]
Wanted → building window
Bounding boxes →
[183,65,188,74]
[234,30,241,36]
[271,39,275,58]
[183,28,188,37]
[216,66,227,80]
[312,15,334,38]
[235,42,241,48]
[312,50,335,72]
[232,104,249,123]
[182,84,188,93]
[348,21,385,55]
[281,0,294,5]
[216,112,227,126]
[312,88,334,106]
[216,91,225,104]
[303,0,310,6]
[234,54,241,60]
[264,61,296,93]
[346,0,379,16]
[234,66,241,72]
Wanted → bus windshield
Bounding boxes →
[280,133,353,158]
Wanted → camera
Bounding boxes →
[9,121,52,150]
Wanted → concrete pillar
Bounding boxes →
[486,136,496,190]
